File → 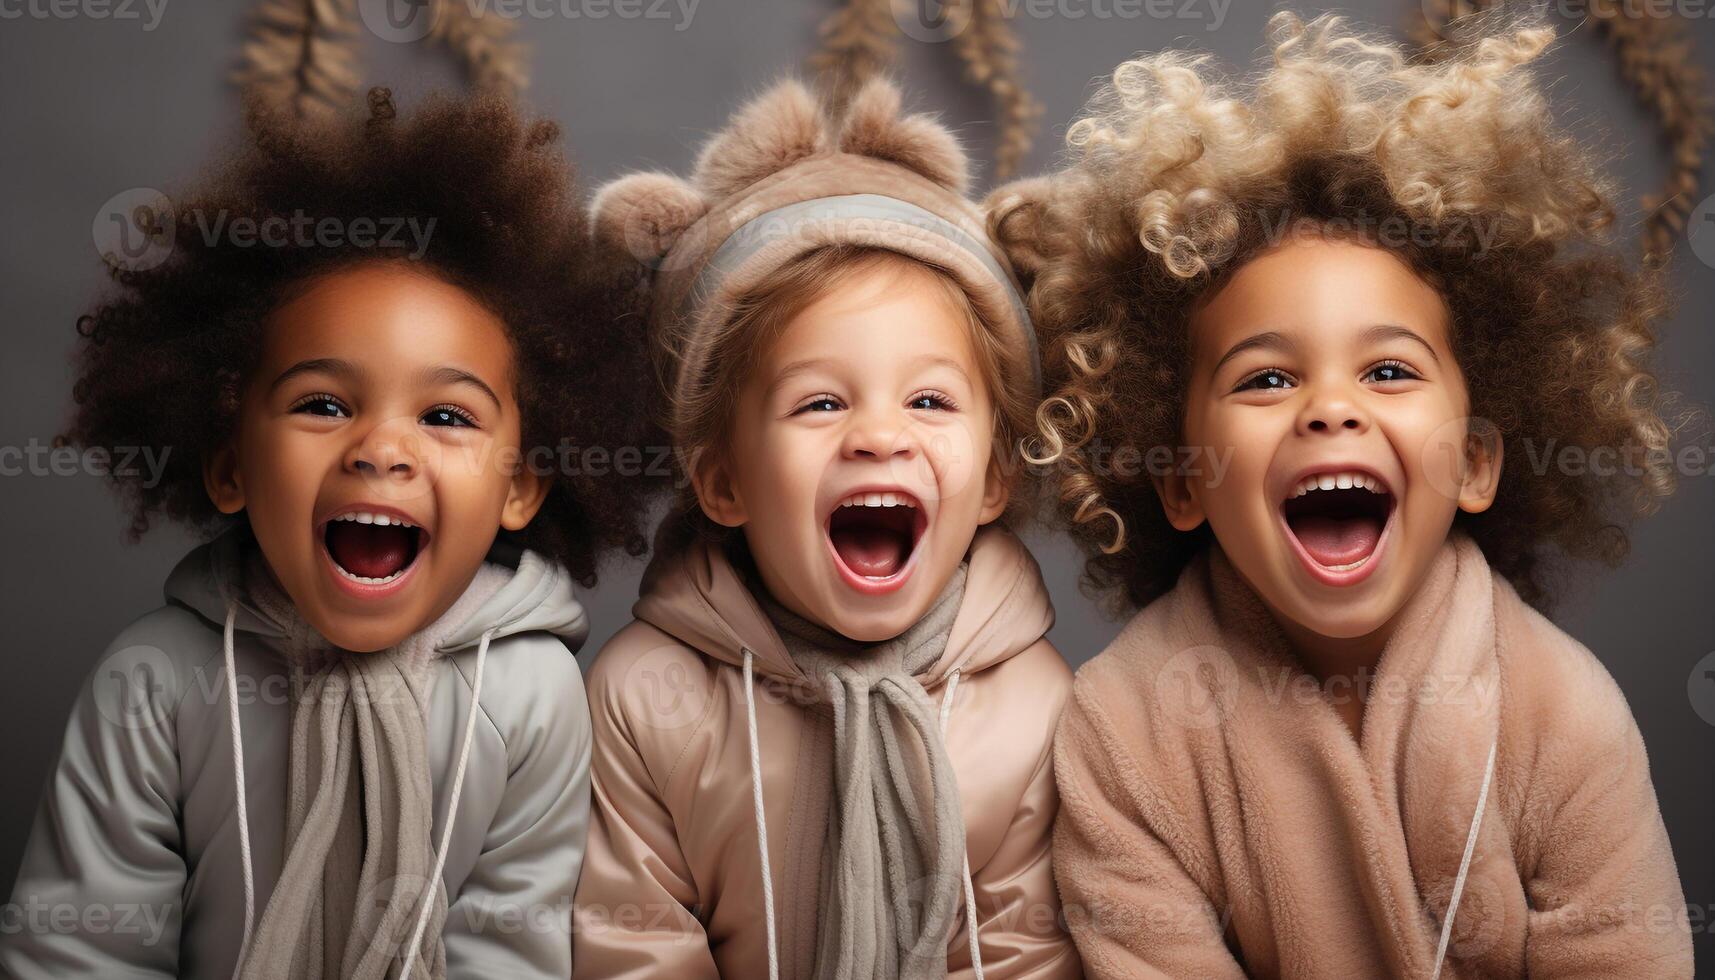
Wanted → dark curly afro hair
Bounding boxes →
[990,14,1685,611]
[67,87,657,586]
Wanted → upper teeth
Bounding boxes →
[837,492,916,509]
[331,511,416,528]
[1289,471,1386,498]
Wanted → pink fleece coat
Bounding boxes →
[1052,535,1692,978]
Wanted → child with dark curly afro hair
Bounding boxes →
[989,13,1693,978]
[0,89,653,980]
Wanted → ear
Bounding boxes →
[499,466,552,532]
[977,451,1012,525]
[1456,419,1504,514]
[203,443,245,515]
[837,78,968,193]
[590,172,709,267]
[983,176,1061,287]
[690,448,749,528]
[1151,469,1207,532]
[693,78,828,200]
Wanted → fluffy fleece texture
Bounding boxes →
[836,79,967,193]
[592,76,977,267]
[1053,535,1692,979]
[692,78,829,200]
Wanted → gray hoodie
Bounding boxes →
[0,528,593,979]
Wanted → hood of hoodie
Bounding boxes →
[164,526,590,656]
[633,524,1052,688]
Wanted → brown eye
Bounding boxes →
[1365,361,1418,384]
[792,394,844,415]
[421,404,477,427]
[1235,369,1294,393]
[290,394,349,418]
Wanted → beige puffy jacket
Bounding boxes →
[572,527,1082,978]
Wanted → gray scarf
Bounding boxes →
[759,565,969,980]
[233,548,503,980]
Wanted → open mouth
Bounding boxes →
[321,510,429,590]
[825,490,927,593]
[1280,471,1394,581]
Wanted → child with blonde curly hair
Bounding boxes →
[572,78,1081,978]
[990,13,1693,978]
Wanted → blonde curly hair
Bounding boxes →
[989,11,1680,610]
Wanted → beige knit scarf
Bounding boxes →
[759,565,969,980]
[233,549,504,980]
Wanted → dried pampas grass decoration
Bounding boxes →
[808,0,897,110]
[808,0,1040,179]
[233,0,361,121]
[950,0,1041,180]
[234,0,529,122]
[425,0,529,96]
[1413,0,1711,264]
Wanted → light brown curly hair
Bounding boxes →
[989,12,1683,611]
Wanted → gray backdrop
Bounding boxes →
[2,0,1711,970]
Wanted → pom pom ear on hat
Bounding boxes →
[984,175,1062,285]
[837,78,969,194]
[591,172,709,266]
[692,78,829,199]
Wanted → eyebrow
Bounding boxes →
[766,352,973,396]
[420,365,504,411]
[269,357,358,393]
[1361,324,1442,364]
[767,357,836,396]
[268,358,503,410]
[1211,331,1296,375]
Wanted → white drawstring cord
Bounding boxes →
[1431,734,1498,980]
[398,626,494,980]
[742,649,781,980]
[223,602,256,980]
[938,669,984,980]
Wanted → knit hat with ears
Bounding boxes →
[589,76,1040,444]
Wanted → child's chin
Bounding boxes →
[1278,590,1403,643]
[307,610,422,654]
[815,589,933,644]
[820,606,918,644]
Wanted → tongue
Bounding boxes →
[1290,514,1383,568]
[326,521,415,579]
[831,525,907,578]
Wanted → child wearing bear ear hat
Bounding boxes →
[571,77,1081,980]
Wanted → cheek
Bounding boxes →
[1389,399,1472,507]
[735,426,816,514]
[240,424,326,504]
[919,421,985,507]
[434,442,509,511]
[1190,405,1279,513]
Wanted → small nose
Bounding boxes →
[1296,383,1370,436]
[345,418,420,477]
[841,405,917,461]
